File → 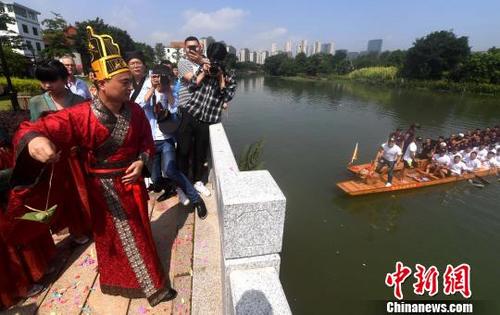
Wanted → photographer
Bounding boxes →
[177,42,237,196]
[143,65,207,218]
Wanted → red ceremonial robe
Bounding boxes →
[9,99,169,305]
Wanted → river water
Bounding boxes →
[222,76,500,314]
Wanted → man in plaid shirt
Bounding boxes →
[177,42,237,196]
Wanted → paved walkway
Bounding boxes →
[2,189,210,315]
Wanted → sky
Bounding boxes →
[23,0,500,52]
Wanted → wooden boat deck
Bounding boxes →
[338,163,496,196]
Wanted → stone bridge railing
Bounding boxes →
[209,123,292,314]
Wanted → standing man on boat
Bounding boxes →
[375,137,402,187]
[401,136,421,180]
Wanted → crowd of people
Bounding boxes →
[375,124,500,186]
[0,28,236,309]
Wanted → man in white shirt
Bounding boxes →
[60,54,92,100]
[464,151,482,171]
[483,151,499,170]
[401,136,420,180]
[477,145,489,162]
[448,155,469,176]
[375,137,402,187]
[426,149,451,178]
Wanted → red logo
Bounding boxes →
[385,261,412,300]
[443,264,471,298]
[385,262,471,299]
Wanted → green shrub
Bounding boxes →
[348,66,399,82]
[0,77,41,95]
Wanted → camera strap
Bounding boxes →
[130,75,147,102]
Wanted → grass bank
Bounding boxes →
[274,67,500,96]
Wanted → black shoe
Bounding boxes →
[193,199,207,220]
[161,288,177,302]
[149,288,177,306]
[157,189,176,202]
[148,183,163,193]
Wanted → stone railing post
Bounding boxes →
[209,123,292,314]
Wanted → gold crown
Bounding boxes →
[86,26,129,81]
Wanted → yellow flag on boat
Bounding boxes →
[350,142,359,165]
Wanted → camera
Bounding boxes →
[206,42,228,77]
[208,60,222,76]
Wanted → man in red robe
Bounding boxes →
[6,26,176,306]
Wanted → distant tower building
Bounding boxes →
[367,39,383,54]
[200,36,215,55]
[306,44,314,57]
[313,41,322,55]
[321,42,335,55]
[347,52,360,60]
[271,43,278,56]
[284,40,293,57]
[226,45,237,55]
[239,48,250,62]
[1,1,44,57]
[259,50,269,64]
[249,51,258,63]
[297,40,307,55]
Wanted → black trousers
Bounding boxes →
[177,109,210,183]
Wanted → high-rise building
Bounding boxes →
[297,40,307,55]
[284,40,293,56]
[249,51,258,63]
[226,45,237,55]
[239,48,250,62]
[313,41,322,55]
[259,51,269,64]
[367,39,383,54]
[200,36,215,55]
[347,52,360,60]
[271,43,278,56]
[321,42,335,55]
[1,1,44,57]
[306,44,314,57]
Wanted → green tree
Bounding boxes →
[263,53,289,76]
[40,12,74,59]
[154,42,166,62]
[0,45,31,77]
[74,18,136,72]
[401,30,470,80]
[295,52,307,73]
[278,57,297,76]
[386,50,406,67]
[451,50,500,84]
[305,54,321,76]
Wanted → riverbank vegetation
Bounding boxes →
[263,31,500,95]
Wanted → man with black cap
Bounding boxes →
[375,137,403,187]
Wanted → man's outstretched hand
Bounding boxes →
[28,136,60,163]
[122,160,144,184]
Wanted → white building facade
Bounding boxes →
[1,1,44,57]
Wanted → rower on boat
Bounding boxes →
[374,137,402,187]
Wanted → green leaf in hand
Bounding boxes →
[17,204,58,224]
